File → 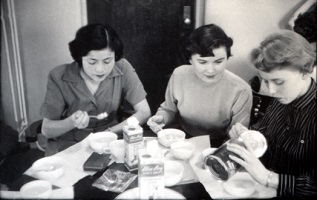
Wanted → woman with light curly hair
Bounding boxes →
[228,30,316,197]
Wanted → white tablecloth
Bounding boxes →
[188,136,277,199]
[24,134,277,199]
[24,135,205,188]
[25,135,95,188]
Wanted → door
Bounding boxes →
[87,0,195,114]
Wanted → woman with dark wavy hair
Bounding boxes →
[40,24,151,156]
[147,24,252,147]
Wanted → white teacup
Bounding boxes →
[109,139,125,163]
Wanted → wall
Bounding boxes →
[1,0,86,129]
[204,0,304,83]
[1,0,308,129]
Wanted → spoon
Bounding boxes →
[157,126,163,132]
[89,112,108,120]
[153,124,164,133]
[163,150,170,157]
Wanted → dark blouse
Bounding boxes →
[252,80,316,197]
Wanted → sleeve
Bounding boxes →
[121,59,147,106]
[278,174,317,196]
[156,72,178,125]
[278,115,317,197]
[40,71,66,120]
[228,86,252,133]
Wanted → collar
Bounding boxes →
[62,61,124,83]
[290,78,316,109]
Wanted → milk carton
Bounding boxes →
[123,117,143,171]
[138,143,164,200]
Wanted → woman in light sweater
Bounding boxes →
[147,24,252,147]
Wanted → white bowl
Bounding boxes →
[31,156,65,181]
[88,131,118,154]
[109,139,125,163]
[164,160,184,187]
[20,180,52,199]
[223,172,257,197]
[170,141,195,160]
[157,129,185,148]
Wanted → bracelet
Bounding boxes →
[266,170,273,187]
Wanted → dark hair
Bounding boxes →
[293,6,316,43]
[183,24,233,60]
[69,23,124,65]
[251,30,316,74]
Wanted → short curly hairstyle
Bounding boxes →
[69,23,124,65]
[251,30,316,74]
[183,24,233,60]
[293,7,316,43]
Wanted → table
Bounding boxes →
[2,133,276,199]
[3,134,211,199]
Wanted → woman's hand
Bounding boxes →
[147,115,165,133]
[71,110,89,129]
[226,140,270,186]
[229,122,249,139]
[42,111,89,138]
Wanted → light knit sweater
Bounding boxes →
[156,65,252,142]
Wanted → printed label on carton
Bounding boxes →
[123,125,143,171]
[138,153,164,199]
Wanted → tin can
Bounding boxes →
[123,123,143,171]
[138,148,165,200]
[204,130,267,181]
[204,138,244,181]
